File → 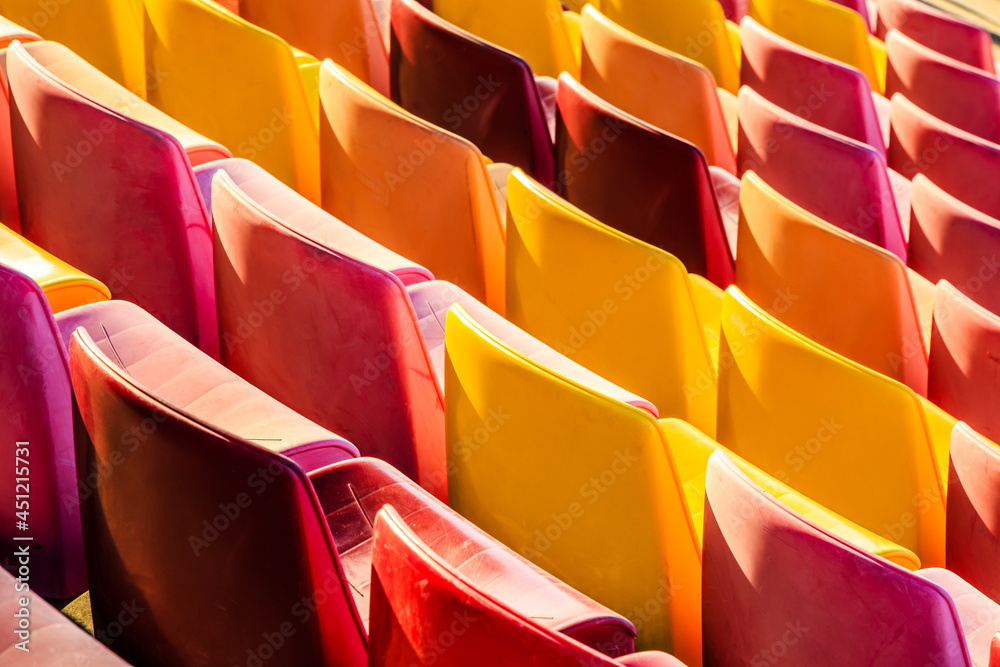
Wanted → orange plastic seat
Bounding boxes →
[0,17,40,229]
[876,0,995,73]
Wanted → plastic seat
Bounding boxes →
[0,223,109,312]
[0,15,39,230]
[886,30,1000,145]
[368,506,686,666]
[717,286,949,567]
[318,60,505,311]
[888,93,1000,221]
[948,423,1000,606]
[876,0,995,73]
[598,0,741,94]
[7,41,219,357]
[908,174,1000,317]
[430,0,577,79]
[749,0,886,93]
[389,0,554,184]
[144,0,321,201]
[740,16,886,153]
[737,86,907,260]
[554,73,734,288]
[579,6,736,174]
[0,0,144,93]
[505,168,720,436]
[703,451,1000,667]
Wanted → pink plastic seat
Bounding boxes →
[738,85,907,259]
[389,0,554,184]
[554,72,734,288]
[703,451,1000,667]
[889,93,1000,222]
[886,30,1000,145]
[368,505,683,666]
[876,0,995,73]
[6,41,219,357]
[908,174,1000,317]
[740,16,886,153]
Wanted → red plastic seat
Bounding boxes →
[740,16,886,153]
[703,451,1000,667]
[876,0,995,73]
[908,174,1000,317]
[554,73,734,287]
[737,85,907,260]
[948,423,1000,607]
[389,0,554,184]
[6,41,219,357]
[889,93,1000,222]
[886,30,1000,145]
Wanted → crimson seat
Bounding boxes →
[876,0,995,73]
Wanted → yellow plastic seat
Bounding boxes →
[431,0,578,79]
[445,302,919,661]
[143,0,320,201]
[0,223,109,312]
[579,6,736,174]
[717,285,949,568]
[598,0,741,94]
[748,0,887,92]
[505,168,720,436]
[736,171,932,394]
[318,60,505,311]
[0,0,144,94]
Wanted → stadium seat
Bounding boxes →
[368,505,686,666]
[431,0,577,79]
[703,451,1000,667]
[598,0,741,94]
[876,0,995,73]
[7,40,220,357]
[717,286,949,566]
[886,30,1000,145]
[144,0,321,201]
[737,86,907,260]
[739,16,886,153]
[505,168,720,436]
[908,174,1000,317]
[735,171,928,391]
[318,60,505,311]
[579,6,737,174]
[889,93,1000,222]
[0,16,39,229]
[389,0,554,184]
[554,73,735,288]
[749,0,886,92]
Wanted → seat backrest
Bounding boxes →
[598,0,740,94]
[367,506,686,666]
[505,168,718,436]
[876,0,994,73]
[7,41,218,357]
[389,0,553,184]
[444,303,701,661]
[886,30,1000,145]
[703,451,971,666]
[749,0,883,92]
[908,174,1000,317]
[143,0,319,201]
[739,16,884,152]
[0,16,39,231]
[737,86,906,259]
[947,422,1000,605]
[318,60,504,310]
[579,6,736,174]
[67,327,366,667]
[431,0,576,79]
[735,171,926,390]
[0,263,83,598]
[888,93,1000,221]
[554,73,734,287]
[716,286,946,566]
